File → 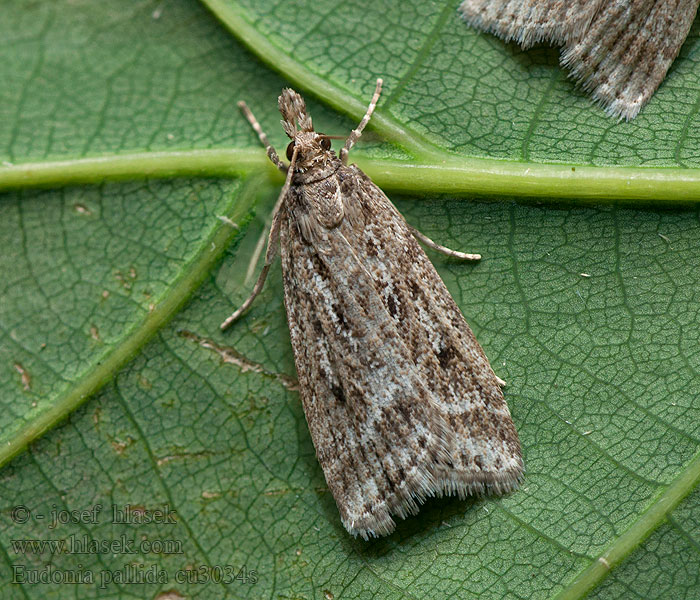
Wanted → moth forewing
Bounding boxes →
[223,79,523,538]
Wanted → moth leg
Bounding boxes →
[238,100,287,173]
[407,224,481,261]
[340,78,383,165]
[220,146,299,330]
[244,219,270,287]
[408,223,507,384]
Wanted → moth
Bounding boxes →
[222,79,524,539]
[459,0,700,120]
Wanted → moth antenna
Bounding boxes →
[237,100,287,173]
[340,78,383,164]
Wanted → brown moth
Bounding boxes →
[222,80,523,539]
[459,0,700,120]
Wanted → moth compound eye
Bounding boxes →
[286,141,295,161]
[320,137,331,151]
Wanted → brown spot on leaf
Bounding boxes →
[13,363,31,391]
[178,329,298,391]
[112,439,128,454]
[154,591,186,600]
[156,451,214,467]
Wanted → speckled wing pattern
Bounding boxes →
[225,82,523,539]
[459,0,700,120]
[280,163,523,539]
[459,0,602,47]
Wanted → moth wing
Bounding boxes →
[281,166,524,538]
[339,166,524,499]
[561,0,700,119]
[280,194,454,539]
[461,0,700,119]
[459,0,602,48]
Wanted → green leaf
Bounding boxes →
[1,1,699,599]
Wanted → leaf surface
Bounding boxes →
[1,1,700,599]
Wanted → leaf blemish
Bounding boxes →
[154,591,186,600]
[110,436,134,455]
[178,329,298,391]
[115,272,131,290]
[112,440,127,454]
[264,488,293,497]
[73,203,92,215]
[115,267,137,291]
[157,451,214,467]
[13,362,31,392]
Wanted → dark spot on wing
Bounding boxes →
[365,236,378,257]
[312,315,324,337]
[397,466,406,482]
[356,291,370,312]
[393,400,412,424]
[331,384,346,403]
[386,294,398,318]
[331,302,349,330]
[436,344,455,369]
[409,280,422,299]
[313,253,331,280]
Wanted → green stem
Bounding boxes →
[0,149,278,190]
[556,449,700,599]
[199,0,444,160]
[354,158,700,202]
[5,152,700,202]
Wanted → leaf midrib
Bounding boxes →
[5,151,700,202]
[556,449,700,599]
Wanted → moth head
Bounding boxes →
[278,88,335,170]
